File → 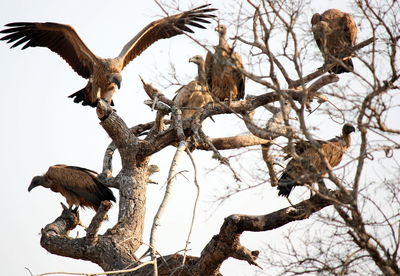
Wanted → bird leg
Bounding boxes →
[285,197,296,207]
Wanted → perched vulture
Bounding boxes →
[173,55,213,119]
[205,24,245,102]
[277,123,355,197]
[0,5,216,107]
[28,165,116,210]
[311,9,358,74]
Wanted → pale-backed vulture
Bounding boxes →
[173,55,213,119]
[277,123,355,197]
[205,24,245,102]
[311,9,358,74]
[28,165,116,210]
[0,5,216,107]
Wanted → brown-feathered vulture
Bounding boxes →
[173,55,213,119]
[205,24,245,103]
[277,123,355,197]
[28,165,116,211]
[0,5,216,107]
[311,9,358,74]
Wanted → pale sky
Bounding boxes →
[0,0,392,275]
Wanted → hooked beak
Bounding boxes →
[112,74,122,89]
[214,26,219,32]
[28,182,39,192]
[189,57,195,63]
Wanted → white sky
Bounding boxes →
[1,0,393,275]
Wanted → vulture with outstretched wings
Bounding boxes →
[205,24,245,103]
[28,165,115,210]
[173,55,213,119]
[0,5,216,107]
[311,9,358,74]
[277,123,355,197]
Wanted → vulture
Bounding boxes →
[0,5,216,107]
[277,123,355,197]
[205,24,245,103]
[28,165,116,211]
[311,9,358,74]
[173,55,213,119]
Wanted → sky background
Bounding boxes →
[0,0,387,275]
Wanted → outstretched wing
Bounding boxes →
[118,4,216,69]
[0,22,97,78]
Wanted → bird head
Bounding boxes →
[215,24,227,36]
[28,176,46,191]
[342,123,356,135]
[189,55,204,65]
[109,73,122,89]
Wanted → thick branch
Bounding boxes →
[98,101,138,169]
[195,191,343,275]
[196,134,271,150]
[86,201,112,242]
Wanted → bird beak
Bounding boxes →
[214,26,218,32]
[112,74,122,89]
[351,126,356,133]
[189,57,194,63]
[28,182,39,192]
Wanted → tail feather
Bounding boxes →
[68,88,96,107]
[330,58,354,74]
[277,171,297,197]
[68,88,114,107]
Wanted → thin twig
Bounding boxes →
[182,149,201,264]
[149,141,187,275]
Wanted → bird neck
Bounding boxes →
[343,134,352,147]
[219,33,229,49]
[197,62,207,83]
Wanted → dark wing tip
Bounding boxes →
[4,22,31,27]
[277,186,291,197]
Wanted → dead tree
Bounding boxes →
[32,0,400,275]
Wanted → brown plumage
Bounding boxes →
[311,9,358,74]
[28,165,116,210]
[205,24,245,102]
[173,55,213,118]
[277,124,355,197]
[0,5,216,107]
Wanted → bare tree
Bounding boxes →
[30,0,399,275]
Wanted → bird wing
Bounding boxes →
[47,165,115,208]
[183,85,213,118]
[62,165,116,203]
[282,139,327,160]
[342,13,357,46]
[0,22,98,78]
[118,4,216,69]
[231,52,245,100]
[173,81,196,108]
[205,50,214,90]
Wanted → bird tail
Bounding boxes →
[68,88,115,107]
[277,172,296,197]
[330,58,354,74]
[68,88,96,107]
